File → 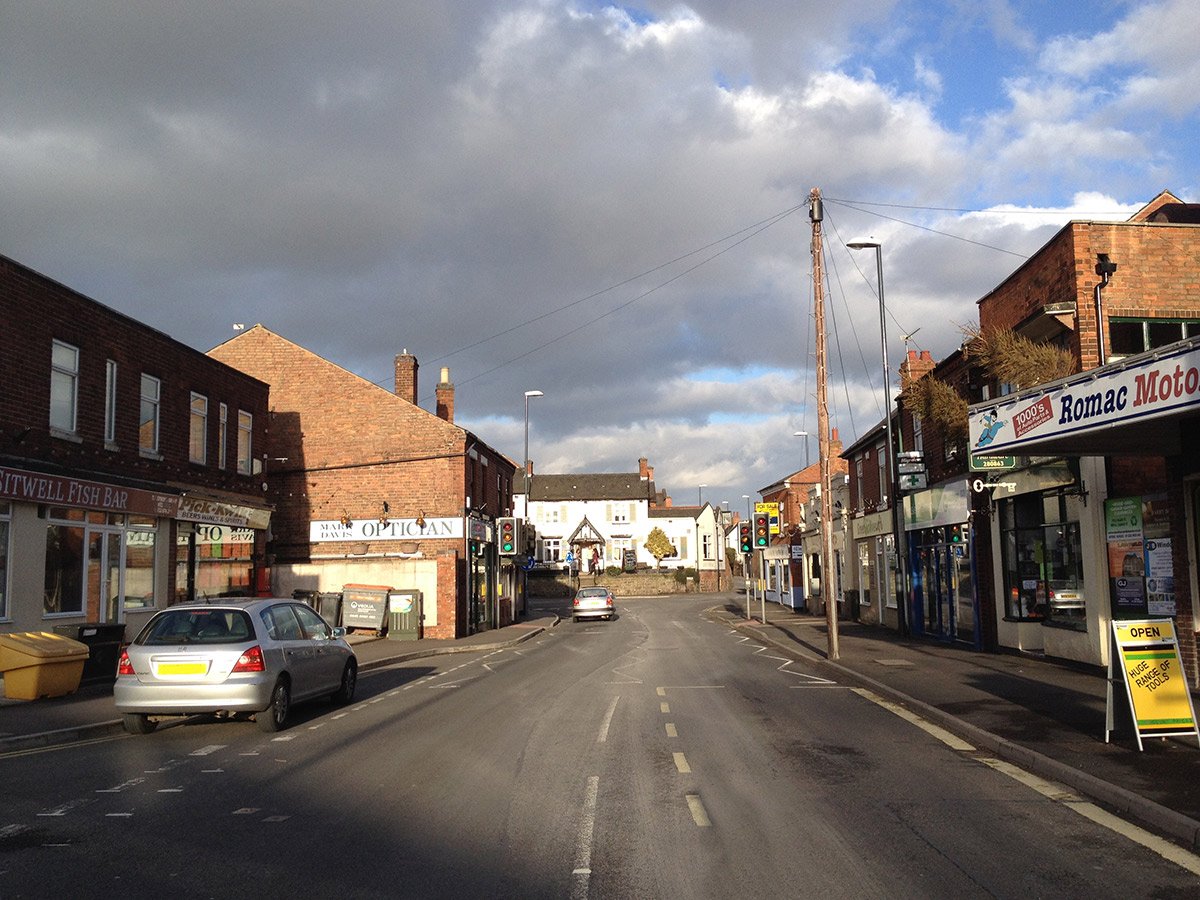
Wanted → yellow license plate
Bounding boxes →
[158,661,207,675]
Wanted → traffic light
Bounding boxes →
[739,522,752,554]
[498,517,518,555]
[753,513,770,548]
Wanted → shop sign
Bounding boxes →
[755,501,781,535]
[968,340,1200,455]
[969,454,1015,471]
[177,496,269,528]
[1104,494,1174,617]
[310,517,464,542]
[1107,619,1199,750]
[0,464,179,517]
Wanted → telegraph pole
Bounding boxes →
[810,188,838,661]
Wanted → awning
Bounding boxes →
[968,336,1200,459]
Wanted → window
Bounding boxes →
[999,492,1085,627]
[44,509,88,615]
[50,339,79,433]
[876,444,887,504]
[702,532,713,560]
[124,517,157,610]
[912,412,923,454]
[0,502,10,619]
[236,410,253,474]
[610,503,629,523]
[542,538,561,562]
[140,374,160,454]
[1110,318,1200,359]
[104,359,118,444]
[218,403,228,469]
[189,393,208,464]
[855,456,865,508]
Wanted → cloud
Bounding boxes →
[0,1,1195,508]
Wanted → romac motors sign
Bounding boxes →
[968,339,1200,456]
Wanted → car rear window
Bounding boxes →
[139,609,254,645]
[578,588,609,598]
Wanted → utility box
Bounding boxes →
[52,622,127,684]
[387,590,423,641]
[341,584,391,634]
[0,632,89,701]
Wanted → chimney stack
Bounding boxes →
[395,350,418,406]
[436,367,454,423]
[900,349,936,390]
[638,457,654,481]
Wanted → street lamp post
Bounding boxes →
[847,240,908,634]
[793,430,810,469]
[523,390,543,504]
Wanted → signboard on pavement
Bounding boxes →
[1106,619,1199,750]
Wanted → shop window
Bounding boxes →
[0,502,10,619]
[190,393,208,464]
[140,374,161,454]
[236,410,253,474]
[1110,318,1200,359]
[1000,493,1085,626]
[124,518,157,610]
[44,519,86,615]
[176,525,255,601]
[50,339,79,434]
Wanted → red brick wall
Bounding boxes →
[0,255,269,498]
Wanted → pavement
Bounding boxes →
[3,601,1200,854]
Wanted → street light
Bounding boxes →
[847,239,908,634]
[523,390,543,504]
[793,430,810,469]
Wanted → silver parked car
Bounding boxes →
[571,586,615,622]
[114,598,357,735]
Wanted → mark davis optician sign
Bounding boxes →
[967,339,1200,456]
[310,517,465,542]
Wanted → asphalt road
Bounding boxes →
[2,595,1198,898]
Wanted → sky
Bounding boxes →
[3,0,1198,513]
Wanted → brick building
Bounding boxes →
[968,190,1200,679]
[0,254,271,639]
[208,326,518,638]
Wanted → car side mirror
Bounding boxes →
[332,627,347,640]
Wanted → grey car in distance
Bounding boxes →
[571,586,615,622]
[114,598,357,734]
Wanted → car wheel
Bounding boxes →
[331,660,357,705]
[122,713,156,735]
[258,679,291,733]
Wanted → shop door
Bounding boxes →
[87,527,125,624]
[954,549,976,644]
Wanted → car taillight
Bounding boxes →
[232,645,266,673]
[573,598,580,607]
[117,649,135,676]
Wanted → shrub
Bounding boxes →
[606,566,622,576]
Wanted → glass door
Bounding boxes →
[87,527,125,623]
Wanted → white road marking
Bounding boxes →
[96,777,145,794]
[570,776,600,900]
[686,794,712,827]
[660,702,670,714]
[37,799,93,817]
[105,812,133,818]
[853,688,976,752]
[157,788,183,793]
[665,724,678,738]
[976,756,1200,875]
[201,769,223,774]
[271,735,296,742]
[233,808,260,815]
[189,744,226,756]
[263,815,290,822]
[673,752,691,774]
[597,696,620,743]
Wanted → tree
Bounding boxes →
[644,527,675,569]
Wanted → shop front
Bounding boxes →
[0,466,274,636]
[904,480,977,646]
[969,336,1200,682]
[851,509,898,628]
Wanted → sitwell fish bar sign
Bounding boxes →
[968,340,1200,456]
